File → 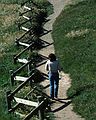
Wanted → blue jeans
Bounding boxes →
[49,72,59,98]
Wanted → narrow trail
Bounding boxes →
[38,0,85,120]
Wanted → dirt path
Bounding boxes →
[38,0,85,120]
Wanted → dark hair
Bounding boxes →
[48,53,56,62]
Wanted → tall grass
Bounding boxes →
[52,0,96,119]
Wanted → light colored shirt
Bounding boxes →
[45,59,60,73]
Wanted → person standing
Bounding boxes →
[45,53,61,99]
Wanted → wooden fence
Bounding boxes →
[6,0,51,120]
[6,79,49,120]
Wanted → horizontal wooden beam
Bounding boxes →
[19,10,31,16]
[15,31,30,41]
[23,15,30,20]
[18,42,30,47]
[23,99,47,120]
[9,74,34,97]
[8,88,36,112]
[18,16,33,28]
[14,97,38,107]
[14,76,28,81]
[12,59,33,75]
[17,58,28,64]
[14,43,33,61]
[22,27,29,31]
[24,6,31,11]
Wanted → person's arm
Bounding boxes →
[45,61,49,71]
[57,60,62,72]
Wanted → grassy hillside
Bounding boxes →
[52,0,96,120]
[0,0,53,120]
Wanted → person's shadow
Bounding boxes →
[51,98,72,113]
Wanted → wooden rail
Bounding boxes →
[13,59,33,75]
[11,59,34,85]
[14,97,38,107]
[11,74,34,97]
[18,17,33,29]
[6,74,34,111]
[22,26,30,31]
[14,76,28,81]
[17,42,30,47]
[15,31,33,43]
[23,15,30,20]
[15,35,34,47]
[14,43,34,63]
[18,20,31,29]
[7,87,36,113]
[6,1,51,119]
[6,87,48,120]
[22,15,32,20]
[24,6,31,11]
[19,10,32,16]
[23,97,47,120]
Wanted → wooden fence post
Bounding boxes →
[11,74,14,86]
[15,38,19,47]
[6,90,12,112]
[28,59,32,88]
[18,22,21,30]
[10,70,14,86]
[13,55,17,64]
[37,96,44,120]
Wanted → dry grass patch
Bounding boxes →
[0,4,19,25]
[0,3,20,57]
[65,29,89,38]
[0,3,20,13]
[2,14,17,26]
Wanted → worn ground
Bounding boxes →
[38,0,85,120]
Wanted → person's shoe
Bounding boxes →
[50,97,54,100]
[54,97,58,100]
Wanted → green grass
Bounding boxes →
[0,0,53,120]
[52,0,96,120]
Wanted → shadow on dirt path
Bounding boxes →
[38,0,85,120]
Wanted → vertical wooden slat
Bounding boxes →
[38,96,44,120]
[6,90,12,111]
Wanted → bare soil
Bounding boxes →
[38,0,85,120]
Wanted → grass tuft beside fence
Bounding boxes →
[52,0,96,120]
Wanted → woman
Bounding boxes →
[45,53,61,99]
